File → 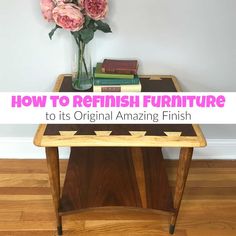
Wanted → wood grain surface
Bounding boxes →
[60,147,174,214]
[60,147,142,213]
[0,159,235,235]
[45,147,62,232]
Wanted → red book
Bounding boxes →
[101,59,138,75]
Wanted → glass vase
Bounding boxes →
[72,40,93,91]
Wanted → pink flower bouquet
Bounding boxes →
[40,0,111,39]
[40,0,112,90]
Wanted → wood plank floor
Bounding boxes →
[0,159,235,236]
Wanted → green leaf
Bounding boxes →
[48,25,61,40]
[79,28,94,44]
[71,31,81,40]
[85,16,91,27]
[87,20,97,32]
[95,21,112,33]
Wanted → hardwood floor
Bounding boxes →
[0,159,235,236]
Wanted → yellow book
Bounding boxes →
[93,83,142,92]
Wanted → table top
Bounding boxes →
[34,75,206,148]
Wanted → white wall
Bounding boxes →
[0,0,236,140]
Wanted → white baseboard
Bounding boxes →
[0,137,70,159]
[162,139,236,160]
[0,137,235,160]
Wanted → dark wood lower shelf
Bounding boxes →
[59,147,174,215]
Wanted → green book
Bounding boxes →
[94,76,140,85]
[95,63,134,79]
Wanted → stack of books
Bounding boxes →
[93,59,141,92]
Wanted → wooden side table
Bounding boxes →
[34,75,206,235]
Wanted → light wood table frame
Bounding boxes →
[34,75,206,235]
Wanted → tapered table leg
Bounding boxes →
[169,147,193,234]
[46,147,62,236]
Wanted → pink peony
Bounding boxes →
[83,0,108,21]
[40,0,56,22]
[52,4,85,31]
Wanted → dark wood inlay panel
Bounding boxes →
[142,148,174,212]
[60,147,142,213]
[59,147,174,214]
[45,124,196,136]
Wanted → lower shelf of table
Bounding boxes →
[59,147,175,215]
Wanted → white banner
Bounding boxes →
[0,92,235,124]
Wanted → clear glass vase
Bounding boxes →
[72,40,93,91]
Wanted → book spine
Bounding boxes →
[94,78,139,85]
[93,84,142,92]
[94,73,134,79]
[102,68,137,75]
